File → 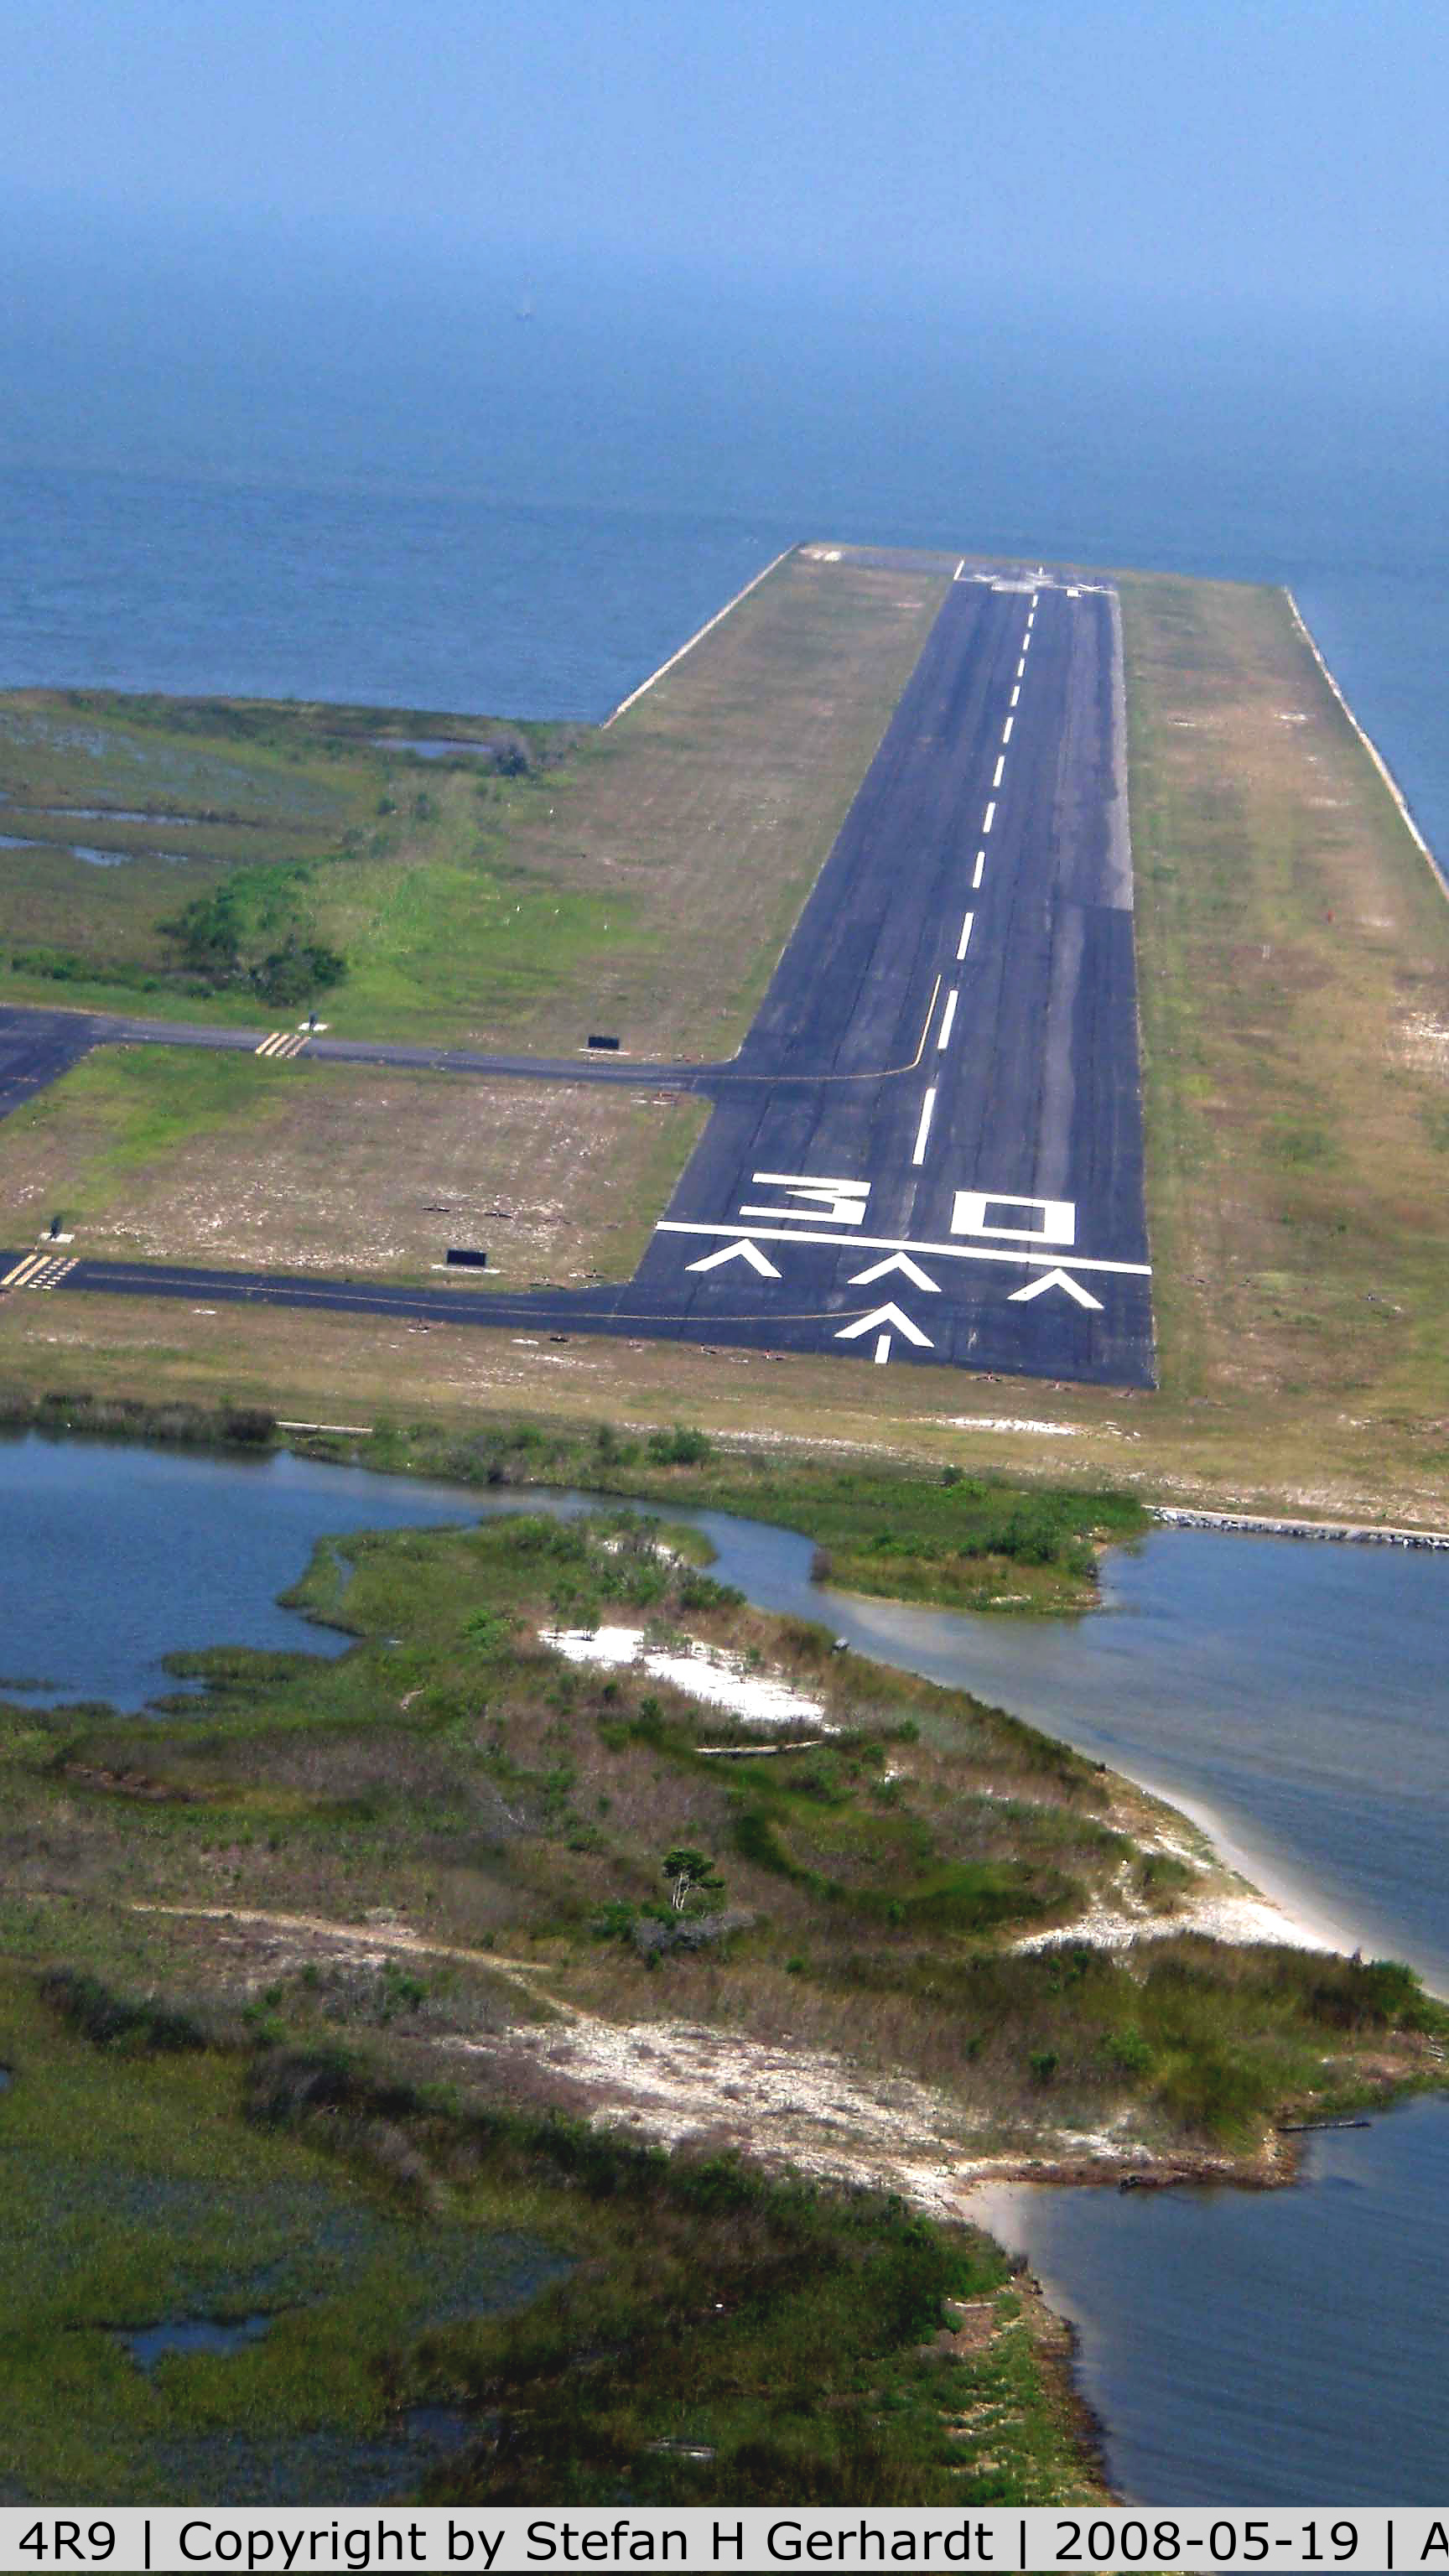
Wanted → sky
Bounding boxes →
[3,0,1448,320]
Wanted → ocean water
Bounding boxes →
[0,240,1445,856]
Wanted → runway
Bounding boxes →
[636,569,1154,1384]
[0,568,1154,1386]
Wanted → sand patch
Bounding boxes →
[542,1623,831,1730]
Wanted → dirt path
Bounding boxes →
[127,1898,1184,2210]
[132,1898,581,2008]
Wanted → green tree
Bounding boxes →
[662,1847,725,1914]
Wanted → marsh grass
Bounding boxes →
[3,1507,1439,2164]
[0,1959,1096,2506]
[363,1411,1150,1614]
[3,1485,1443,2506]
[0,557,944,1054]
[0,1969,570,2504]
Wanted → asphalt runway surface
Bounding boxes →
[0,1007,98,1120]
[0,569,1155,1385]
[635,571,1153,1384]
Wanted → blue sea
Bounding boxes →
[1,232,1446,856]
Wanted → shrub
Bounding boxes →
[465,1607,517,1657]
[646,1426,712,1467]
[159,861,347,1001]
[39,1968,211,2055]
[222,1405,277,1446]
[632,1908,752,1960]
[1104,2024,1155,2076]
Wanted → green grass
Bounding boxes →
[0,1963,1093,2506]
[0,1969,572,2505]
[12,1049,291,1183]
[359,1411,1150,1613]
[309,823,629,1039]
[0,688,592,1033]
[1118,569,1449,1493]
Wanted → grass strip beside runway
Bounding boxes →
[0,1050,708,1288]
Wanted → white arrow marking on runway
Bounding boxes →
[687,1238,782,1278]
[837,1302,934,1347]
[1008,1266,1104,1311]
[849,1252,941,1293]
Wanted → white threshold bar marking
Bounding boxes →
[656,1219,1152,1278]
[874,1332,891,1365]
[957,910,975,958]
[911,1087,937,1166]
[937,988,959,1049]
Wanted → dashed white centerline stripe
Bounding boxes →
[937,987,959,1050]
[992,754,1005,788]
[953,557,966,580]
[982,801,996,832]
[1010,683,1021,707]
[957,911,975,958]
[1002,715,1014,744]
[971,852,985,889]
[911,1087,937,1167]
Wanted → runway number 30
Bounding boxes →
[951,1190,1076,1244]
